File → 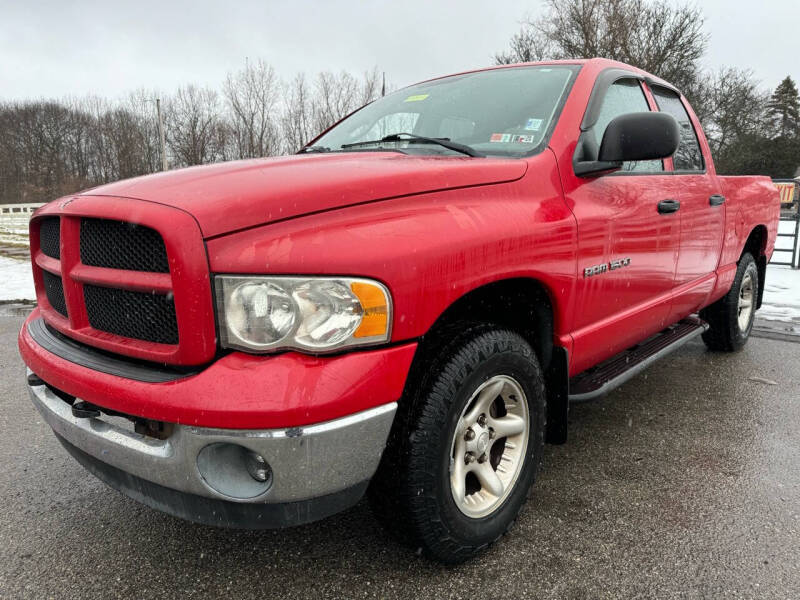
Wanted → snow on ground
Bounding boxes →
[774,219,799,285]
[0,213,36,302]
[0,215,33,249]
[760,264,800,327]
[0,255,35,302]
[765,218,800,332]
[776,219,799,249]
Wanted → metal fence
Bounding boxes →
[0,203,44,250]
[0,203,43,215]
[772,180,799,269]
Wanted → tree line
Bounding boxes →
[494,0,800,178]
[0,62,382,205]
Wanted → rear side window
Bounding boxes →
[651,87,704,172]
[594,79,662,173]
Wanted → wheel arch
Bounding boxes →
[403,276,569,445]
[741,225,768,309]
[419,277,556,369]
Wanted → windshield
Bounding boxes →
[310,65,580,158]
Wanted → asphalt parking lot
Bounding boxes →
[1,313,798,599]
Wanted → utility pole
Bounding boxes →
[156,98,168,171]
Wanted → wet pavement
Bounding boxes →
[0,313,798,599]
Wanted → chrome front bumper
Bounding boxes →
[28,370,396,527]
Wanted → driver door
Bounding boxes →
[562,78,682,374]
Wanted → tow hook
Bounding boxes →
[26,373,44,387]
[71,401,101,419]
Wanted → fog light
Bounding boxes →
[245,451,271,482]
[196,443,273,499]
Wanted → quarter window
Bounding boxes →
[651,87,704,172]
[594,79,663,173]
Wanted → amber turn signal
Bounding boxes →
[350,281,390,338]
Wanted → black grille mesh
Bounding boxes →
[84,285,178,345]
[80,219,169,273]
[39,217,60,259]
[42,271,68,317]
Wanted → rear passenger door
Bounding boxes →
[650,85,725,321]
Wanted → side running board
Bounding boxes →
[569,316,709,403]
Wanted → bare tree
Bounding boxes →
[125,90,164,173]
[166,85,225,166]
[693,68,767,158]
[358,67,382,106]
[494,0,707,93]
[280,68,381,153]
[494,27,551,64]
[0,63,390,203]
[491,0,786,173]
[281,74,314,153]
[311,69,382,140]
[312,71,360,134]
[224,59,281,159]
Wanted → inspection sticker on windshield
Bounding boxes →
[404,94,429,102]
[491,133,535,143]
[524,118,543,131]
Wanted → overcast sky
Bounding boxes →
[1,0,798,101]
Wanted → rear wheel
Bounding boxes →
[369,328,546,563]
[701,252,759,351]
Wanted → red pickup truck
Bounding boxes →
[19,58,778,563]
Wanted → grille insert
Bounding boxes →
[84,285,178,345]
[80,219,169,273]
[39,217,60,259]
[42,270,68,317]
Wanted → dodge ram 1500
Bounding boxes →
[19,58,779,563]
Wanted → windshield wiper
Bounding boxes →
[298,145,331,153]
[340,133,484,157]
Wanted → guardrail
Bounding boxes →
[772,179,799,269]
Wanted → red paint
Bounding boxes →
[19,308,417,429]
[81,153,528,238]
[21,58,779,428]
[31,197,217,364]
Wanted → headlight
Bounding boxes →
[216,275,392,353]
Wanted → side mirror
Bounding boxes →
[598,112,680,163]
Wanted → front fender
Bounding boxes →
[206,152,577,344]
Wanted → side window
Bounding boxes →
[594,79,663,173]
[651,87,704,172]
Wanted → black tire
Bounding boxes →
[700,252,759,351]
[368,327,546,563]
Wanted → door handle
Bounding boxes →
[657,199,681,214]
[709,194,726,206]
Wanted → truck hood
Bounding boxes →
[80,152,528,238]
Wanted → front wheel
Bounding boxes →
[369,328,546,563]
[701,252,759,351]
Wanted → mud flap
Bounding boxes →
[545,346,568,444]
